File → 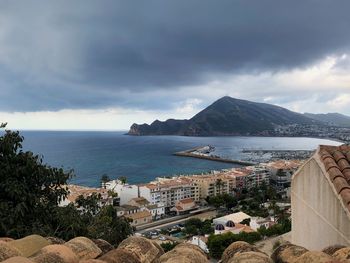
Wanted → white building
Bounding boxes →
[127,197,165,219]
[105,180,139,205]
[249,217,275,231]
[213,211,251,226]
[145,203,165,219]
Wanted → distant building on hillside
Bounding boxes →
[291,145,350,250]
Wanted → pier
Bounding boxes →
[174,146,256,166]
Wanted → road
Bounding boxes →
[136,210,217,234]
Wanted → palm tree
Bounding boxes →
[268,200,280,222]
[101,174,110,189]
[215,178,225,195]
[118,176,127,184]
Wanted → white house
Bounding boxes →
[145,203,165,219]
[249,217,275,231]
[105,180,139,205]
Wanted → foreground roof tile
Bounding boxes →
[319,144,350,213]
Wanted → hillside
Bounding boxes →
[304,112,350,128]
[128,96,320,136]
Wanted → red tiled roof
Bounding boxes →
[178,198,194,204]
[318,145,350,212]
[175,206,183,211]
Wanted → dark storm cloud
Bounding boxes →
[0,0,350,111]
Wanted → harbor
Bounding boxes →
[174,145,257,166]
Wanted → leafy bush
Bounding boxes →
[161,241,178,252]
[207,231,262,259]
[183,218,213,236]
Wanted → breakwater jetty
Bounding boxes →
[174,146,256,166]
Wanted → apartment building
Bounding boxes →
[139,177,199,209]
[245,166,270,188]
[264,160,302,190]
[189,173,234,199]
[219,166,270,192]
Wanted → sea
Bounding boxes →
[18,131,341,187]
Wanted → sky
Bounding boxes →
[0,0,350,130]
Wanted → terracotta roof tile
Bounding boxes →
[340,189,350,205]
[319,145,350,212]
[333,177,350,194]
[323,158,338,171]
[346,151,350,161]
[327,167,343,181]
[333,151,346,162]
[320,150,332,160]
[343,170,350,182]
[338,159,350,172]
[178,198,194,204]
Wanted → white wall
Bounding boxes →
[292,158,350,250]
[106,180,139,205]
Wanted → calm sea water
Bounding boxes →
[18,131,341,187]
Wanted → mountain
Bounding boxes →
[304,112,350,128]
[128,96,320,136]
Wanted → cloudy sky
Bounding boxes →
[1,0,350,130]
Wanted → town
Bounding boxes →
[59,159,302,258]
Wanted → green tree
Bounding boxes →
[207,231,262,259]
[0,125,133,245]
[87,205,133,245]
[184,218,201,236]
[76,193,102,216]
[161,242,178,252]
[207,195,224,209]
[0,125,72,237]
[200,219,214,235]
